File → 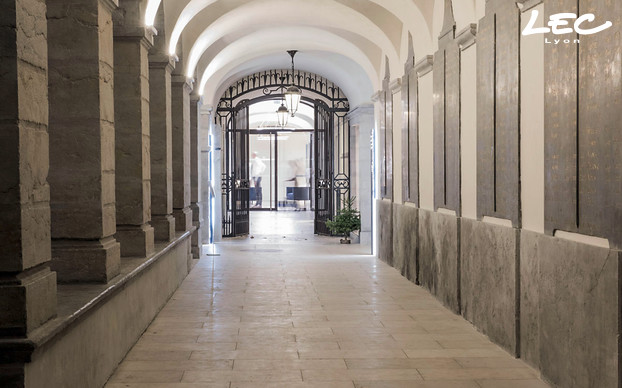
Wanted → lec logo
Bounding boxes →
[522,9,612,36]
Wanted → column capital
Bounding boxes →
[113,26,155,50]
[172,75,194,93]
[149,53,177,72]
[100,0,119,13]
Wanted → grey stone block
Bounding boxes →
[520,230,619,388]
[376,200,393,266]
[392,203,418,283]
[460,218,518,355]
[418,209,460,313]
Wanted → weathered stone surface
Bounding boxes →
[544,0,622,249]
[520,230,619,388]
[392,203,418,283]
[0,0,57,337]
[115,224,154,258]
[376,200,393,266]
[47,0,121,282]
[0,268,57,336]
[149,57,175,242]
[476,0,521,225]
[113,20,154,257]
[171,76,192,232]
[460,218,518,355]
[51,237,120,283]
[418,209,460,313]
[24,234,191,388]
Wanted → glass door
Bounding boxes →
[249,133,276,210]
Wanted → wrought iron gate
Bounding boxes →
[217,69,350,238]
[314,101,332,235]
[221,104,250,237]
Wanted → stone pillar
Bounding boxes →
[190,95,202,258]
[113,0,155,257]
[171,76,193,232]
[348,105,375,247]
[0,0,57,336]
[149,54,176,242]
[47,0,121,282]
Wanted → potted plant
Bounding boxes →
[326,196,361,244]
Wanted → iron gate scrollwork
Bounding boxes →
[217,69,350,238]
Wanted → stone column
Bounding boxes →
[171,76,193,232]
[113,0,155,257]
[0,0,57,336]
[348,105,375,247]
[190,95,202,258]
[47,0,121,282]
[149,54,176,242]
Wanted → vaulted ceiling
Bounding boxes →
[144,0,483,108]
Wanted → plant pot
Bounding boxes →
[340,238,351,244]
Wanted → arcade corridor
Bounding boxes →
[105,240,548,387]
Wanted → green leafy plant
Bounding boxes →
[326,196,361,243]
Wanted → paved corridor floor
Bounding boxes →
[105,238,549,388]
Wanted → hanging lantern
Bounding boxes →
[276,102,289,127]
[285,50,302,117]
[285,85,301,117]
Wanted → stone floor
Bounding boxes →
[105,231,549,388]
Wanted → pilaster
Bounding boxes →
[47,0,121,282]
[149,55,176,241]
[171,76,193,232]
[113,1,156,257]
[190,94,202,258]
[0,0,57,336]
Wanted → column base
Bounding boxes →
[0,266,57,336]
[191,221,201,259]
[51,237,120,283]
[173,207,192,232]
[116,224,155,258]
[152,214,175,242]
[190,202,201,259]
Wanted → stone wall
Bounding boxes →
[24,233,191,388]
[377,203,621,387]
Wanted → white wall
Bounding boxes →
[520,3,545,233]
[461,45,478,219]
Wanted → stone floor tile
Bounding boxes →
[476,379,551,388]
[354,381,479,388]
[345,357,461,370]
[302,368,424,381]
[108,370,184,383]
[418,368,538,381]
[104,236,549,388]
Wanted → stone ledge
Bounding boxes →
[0,228,194,364]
